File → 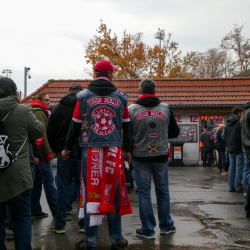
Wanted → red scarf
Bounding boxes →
[138,94,156,99]
[96,76,110,81]
[78,171,85,219]
[30,100,50,113]
[86,147,132,226]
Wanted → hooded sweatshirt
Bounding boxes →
[47,93,81,160]
[65,78,132,152]
[222,115,242,154]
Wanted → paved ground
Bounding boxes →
[5,166,250,250]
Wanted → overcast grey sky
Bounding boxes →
[0,0,249,96]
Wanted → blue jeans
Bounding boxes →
[66,175,78,212]
[218,151,225,170]
[0,189,32,250]
[6,205,14,231]
[228,152,244,191]
[81,148,122,247]
[31,161,57,217]
[243,150,250,192]
[132,160,174,236]
[55,154,83,229]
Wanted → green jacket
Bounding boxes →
[30,106,52,159]
[0,96,45,202]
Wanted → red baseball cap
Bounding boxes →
[94,60,119,74]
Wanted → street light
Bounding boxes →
[2,69,12,78]
[154,28,165,49]
[24,67,31,97]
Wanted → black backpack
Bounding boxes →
[0,109,27,174]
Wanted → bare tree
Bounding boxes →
[221,24,250,72]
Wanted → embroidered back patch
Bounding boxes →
[82,132,88,142]
[148,145,159,153]
[136,110,165,120]
[78,89,87,96]
[148,132,157,138]
[119,91,125,96]
[91,107,115,135]
[82,121,89,129]
[87,97,121,108]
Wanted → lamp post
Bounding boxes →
[24,67,31,97]
[2,69,12,78]
[154,28,165,49]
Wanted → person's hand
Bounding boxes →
[61,150,70,160]
[123,152,131,164]
[46,152,53,161]
[34,157,39,165]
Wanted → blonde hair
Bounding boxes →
[218,124,225,130]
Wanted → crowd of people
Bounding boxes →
[201,106,250,202]
[1,59,250,250]
[0,60,180,250]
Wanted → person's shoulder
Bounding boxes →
[15,104,31,113]
[77,89,88,99]
[116,89,128,100]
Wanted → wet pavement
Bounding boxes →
[5,166,250,250]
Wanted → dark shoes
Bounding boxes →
[75,237,128,249]
[111,237,128,249]
[229,188,244,193]
[160,226,176,235]
[236,189,244,193]
[75,239,95,250]
[31,212,48,219]
[75,239,98,250]
[136,229,155,239]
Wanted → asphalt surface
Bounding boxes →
[5,166,250,250]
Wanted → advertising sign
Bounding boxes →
[169,124,198,143]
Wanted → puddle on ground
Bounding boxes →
[209,201,244,205]
[234,240,250,246]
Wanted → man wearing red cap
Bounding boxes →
[62,60,132,249]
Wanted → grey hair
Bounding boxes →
[139,78,156,94]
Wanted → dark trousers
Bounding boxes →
[203,150,213,166]
[245,153,250,215]
[0,189,32,250]
[55,154,82,229]
[218,151,226,170]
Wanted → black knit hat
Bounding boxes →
[69,84,83,91]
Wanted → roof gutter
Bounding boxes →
[170,105,243,109]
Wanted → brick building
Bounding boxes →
[21,77,250,165]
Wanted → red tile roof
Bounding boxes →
[21,77,250,107]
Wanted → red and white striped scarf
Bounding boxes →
[78,147,133,226]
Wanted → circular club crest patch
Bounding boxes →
[91,107,115,135]
[119,91,125,96]
[82,132,88,142]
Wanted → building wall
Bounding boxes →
[173,113,200,165]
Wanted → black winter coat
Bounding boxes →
[241,102,250,153]
[216,130,225,152]
[222,115,242,154]
[47,93,81,160]
[201,130,215,151]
